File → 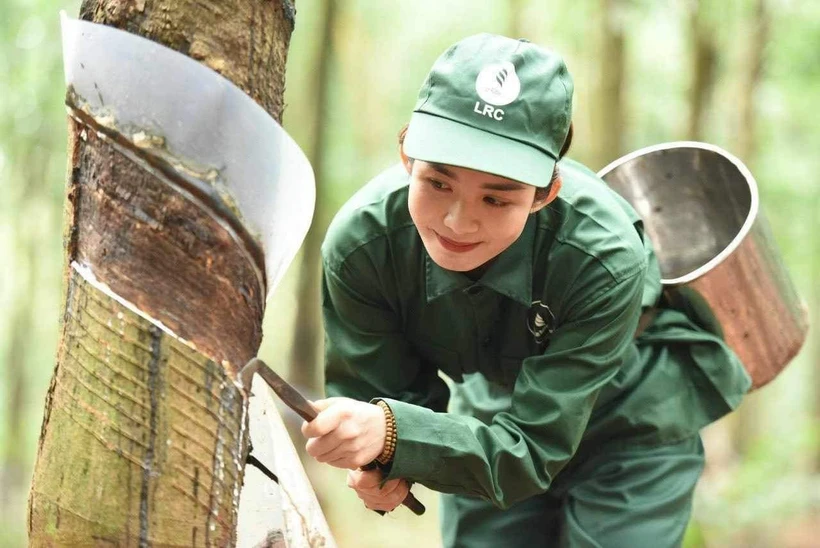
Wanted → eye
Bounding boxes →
[427,178,450,191]
[484,196,508,207]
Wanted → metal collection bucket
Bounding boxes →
[598,142,809,389]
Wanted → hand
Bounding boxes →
[301,397,386,469]
[347,468,410,513]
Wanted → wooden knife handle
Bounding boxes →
[400,491,426,516]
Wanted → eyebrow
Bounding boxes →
[427,162,528,192]
[480,182,528,191]
[428,162,458,179]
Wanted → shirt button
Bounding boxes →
[481,336,491,347]
[466,285,483,295]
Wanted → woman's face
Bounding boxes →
[407,160,544,272]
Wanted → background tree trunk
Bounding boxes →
[287,0,339,399]
[732,0,769,458]
[686,0,717,141]
[507,0,526,38]
[735,0,769,162]
[0,231,34,524]
[590,0,626,169]
[685,0,740,486]
[28,1,296,544]
[814,191,820,474]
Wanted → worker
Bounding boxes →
[301,33,751,547]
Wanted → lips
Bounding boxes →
[435,232,481,253]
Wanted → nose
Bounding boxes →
[443,201,479,235]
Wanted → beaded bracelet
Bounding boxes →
[375,400,397,465]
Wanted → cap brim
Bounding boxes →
[403,112,556,188]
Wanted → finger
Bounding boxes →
[366,476,400,497]
[302,405,344,438]
[363,499,402,512]
[351,479,396,498]
[348,468,383,490]
[325,452,357,470]
[323,449,373,470]
[309,397,347,411]
[377,479,409,502]
[357,489,399,505]
[360,493,404,512]
[305,428,343,456]
[395,479,410,499]
[346,469,367,488]
[306,424,370,462]
[359,480,409,505]
[308,442,371,470]
[350,476,406,503]
[352,478,407,505]
[378,476,404,493]
[305,435,345,462]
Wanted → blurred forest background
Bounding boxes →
[1,0,818,546]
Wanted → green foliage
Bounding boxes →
[0,0,80,543]
[2,0,818,546]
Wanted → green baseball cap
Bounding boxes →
[403,34,573,188]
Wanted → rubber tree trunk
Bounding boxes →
[28,1,295,545]
[287,0,338,396]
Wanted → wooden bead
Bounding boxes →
[376,400,397,465]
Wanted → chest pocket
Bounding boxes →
[413,339,463,383]
[495,300,560,388]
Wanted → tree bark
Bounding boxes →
[28,1,297,544]
[287,0,338,396]
[590,0,626,169]
[686,0,718,140]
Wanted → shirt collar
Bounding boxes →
[425,216,535,306]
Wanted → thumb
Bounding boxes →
[301,398,344,438]
[309,397,347,412]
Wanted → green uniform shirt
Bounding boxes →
[321,159,751,509]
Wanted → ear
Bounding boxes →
[399,144,412,174]
[531,178,562,213]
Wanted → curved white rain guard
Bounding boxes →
[61,12,315,297]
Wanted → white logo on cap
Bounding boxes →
[475,62,521,106]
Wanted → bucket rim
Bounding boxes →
[597,141,760,286]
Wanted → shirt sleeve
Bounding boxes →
[383,262,646,509]
[322,254,450,413]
